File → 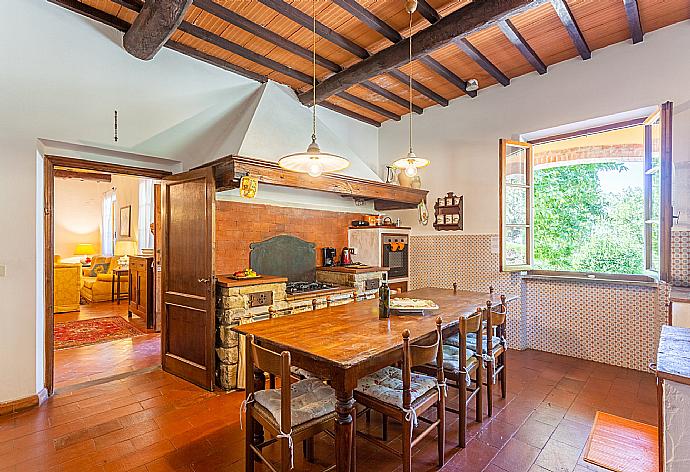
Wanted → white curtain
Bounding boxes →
[101,189,117,256]
[137,179,155,250]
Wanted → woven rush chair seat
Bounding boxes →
[427,345,479,374]
[355,366,438,408]
[254,378,336,427]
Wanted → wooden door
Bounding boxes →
[154,183,161,332]
[161,168,216,390]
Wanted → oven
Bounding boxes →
[382,234,408,279]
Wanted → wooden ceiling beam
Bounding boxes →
[331,0,402,43]
[416,0,441,24]
[360,81,424,114]
[419,56,478,96]
[388,69,449,106]
[194,0,341,73]
[54,169,112,182]
[623,0,644,44]
[258,0,369,59]
[47,0,130,31]
[498,18,546,74]
[550,0,591,59]
[455,38,510,86]
[336,92,401,121]
[165,40,268,83]
[298,0,549,105]
[123,0,193,60]
[177,22,314,85]
[320,102,381,127]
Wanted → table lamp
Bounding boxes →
[114,240,138,268]
[74,243,96,265]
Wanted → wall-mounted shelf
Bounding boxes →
[433,192,463,231]
[196,155,428,211]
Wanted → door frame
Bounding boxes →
[44,154,171,395]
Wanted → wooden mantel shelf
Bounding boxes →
[196,155,428,210]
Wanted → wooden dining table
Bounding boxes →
[233,287,516,472]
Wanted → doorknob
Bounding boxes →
[198,278,209,283]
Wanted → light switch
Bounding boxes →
[0,265,6,277]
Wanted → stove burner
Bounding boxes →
[286,281,338,295]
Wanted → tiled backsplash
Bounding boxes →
[672,229,690,286]
[409,234,670,371]
[215,201,362,275]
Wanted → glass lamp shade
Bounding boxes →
[278,139,350,177]
[392,152,430,177]
[74,243,96,256]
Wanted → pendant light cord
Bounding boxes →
[408,12,413,155]
[312,0,317,143]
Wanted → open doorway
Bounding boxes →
[44,156,171,393]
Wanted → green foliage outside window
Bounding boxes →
[533,162,645,274]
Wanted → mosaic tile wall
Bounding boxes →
[409,234,669,371]
[671,230,690,286]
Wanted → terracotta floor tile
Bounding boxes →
[534,438,581,472]
[490,438,541,472]
[514,418,557,449]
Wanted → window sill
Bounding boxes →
[521,273,660,287]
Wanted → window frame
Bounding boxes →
[500,106,673,281]
[499,139,533,272]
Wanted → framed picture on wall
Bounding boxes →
[119,205,131,237]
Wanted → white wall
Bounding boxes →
[380,21,690,234]
[0,0,378,403]
[54,178,109,260]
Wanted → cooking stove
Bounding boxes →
[286,281,338,295]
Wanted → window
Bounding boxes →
[137,179,155,250]
[499,102,673,280]
[101,188,117,257]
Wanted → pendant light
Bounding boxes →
[391,0,430,178]
[278,0,349,178]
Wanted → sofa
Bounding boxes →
[80,256,129,303]
[54,256,81,313]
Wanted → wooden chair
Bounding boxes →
[354,317,446,472]
[244,334,337,472]
[416,308,483,447]
[482,297,508,416]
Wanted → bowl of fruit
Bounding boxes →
[229,268,261,280]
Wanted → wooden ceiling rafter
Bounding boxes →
[623,0,644,44]
[550,0,591,60]
[454,37,510,86]
[193,0,342,73]
[498,18,546,74]
[416,0,442,24]
[388,69,449,106]
[336,91,402,121]
[317,101,381,127]
[257,0,370,59]
[331,0,402,43]
[360,80,424,115]
[298,0,550,106]
[419,55,477,96]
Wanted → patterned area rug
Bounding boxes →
[54,316,145,350]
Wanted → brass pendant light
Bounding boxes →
[392,0,430,178]
[278,0,350,177]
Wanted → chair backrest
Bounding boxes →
[459,308,484,358]
[401,317,444,409]
[485,295,508,353]
[245,334,292,432]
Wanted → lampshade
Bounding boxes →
[279,140,350,177]
[114,240,138,256]
[74,243,96,256]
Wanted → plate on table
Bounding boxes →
[228,274,262,280]
[390,298,439,315]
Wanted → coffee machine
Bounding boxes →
[322,247,337,267]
